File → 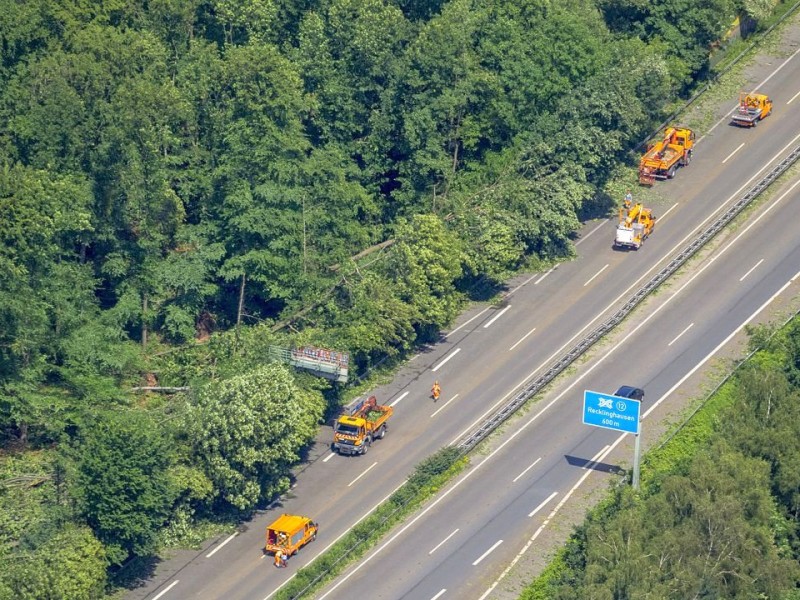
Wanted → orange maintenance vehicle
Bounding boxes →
[265,514,318,559]
[614,203,655,250]
[731,92,772,127]
[639,126,695,185]
[333,395,393,455]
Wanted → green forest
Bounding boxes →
[524,320,800,599]
[0,0,786,596]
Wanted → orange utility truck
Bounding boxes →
[639,126,695,185]
[333,395,392,456]
[614,203,655,250]
[731,92,772,127]
[265,514,318,558]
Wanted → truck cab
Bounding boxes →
[334,416,370,452]
[668,126,695,150]
[333,396,392,455]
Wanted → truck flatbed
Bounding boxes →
[641,145,680,168]
[731,93,772,127]
[334,396,393,455]
[731,107,762,126]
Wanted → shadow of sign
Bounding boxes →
[565,454,625,476]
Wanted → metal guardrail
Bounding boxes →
[456,145,800,452]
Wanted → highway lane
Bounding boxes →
[134,31,800,600]
[316,175,800,600]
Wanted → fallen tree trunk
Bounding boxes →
[129,386,190,393]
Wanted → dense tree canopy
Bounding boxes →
[73,411,175,565]
[186,364,324,511]
[528,319,800,600]
[0,0,783,593]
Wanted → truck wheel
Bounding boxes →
[667,165,676,178]
[377,425,386,439]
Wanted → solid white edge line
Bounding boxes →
[323,232,708,596]
[432,348,461,372]
[749,45,800,91]
[316,144,800,600]
[643,277,794,421]
[512,457,542,483]
[429,529,460,555]
[739,258,764,282]
[263,481,407,600]
[475,174,800,599]
[508,272,545,295]
[472,539,504,566]
[534,269,553,285]
[701,91,767,140]
[451,150,800,446]
[527,491,558,518]
[205,532,238,558]
[446,308,490,337]
[151,580,179,600]
[316,57,800,600]
[583,264,609,287]
[509,327,536,352]
[722,142,745,164]
[701,45,800,141]
[483,305,512,329]
[574,219,610,246]
[347,462,378,487]
[390,391,410,407]
[667,323,694,347]
[658,202,679,221]
[431,394,459,418]
[479,445,615,600]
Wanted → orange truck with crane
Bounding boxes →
[333,395,393,455]
[614,203,655,250]
[639,126,695,185]
[264,514,318,558]
[731,92,772,127]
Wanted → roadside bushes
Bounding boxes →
[521,317,800,599]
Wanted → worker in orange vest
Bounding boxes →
[432,381,441,401]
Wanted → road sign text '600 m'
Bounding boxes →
[582,390,641,435]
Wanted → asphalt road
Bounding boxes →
[134,25,800,600]
[315,173,800,600]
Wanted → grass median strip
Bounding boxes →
[275,446,467,600]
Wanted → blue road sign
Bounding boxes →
[583,390,641,434]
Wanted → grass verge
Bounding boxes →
[518,376,740,598]
[274,446,467,600]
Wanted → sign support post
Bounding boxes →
[583,390,643,490]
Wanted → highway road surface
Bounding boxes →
[315,172,800,600]
[134,22,800,600]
